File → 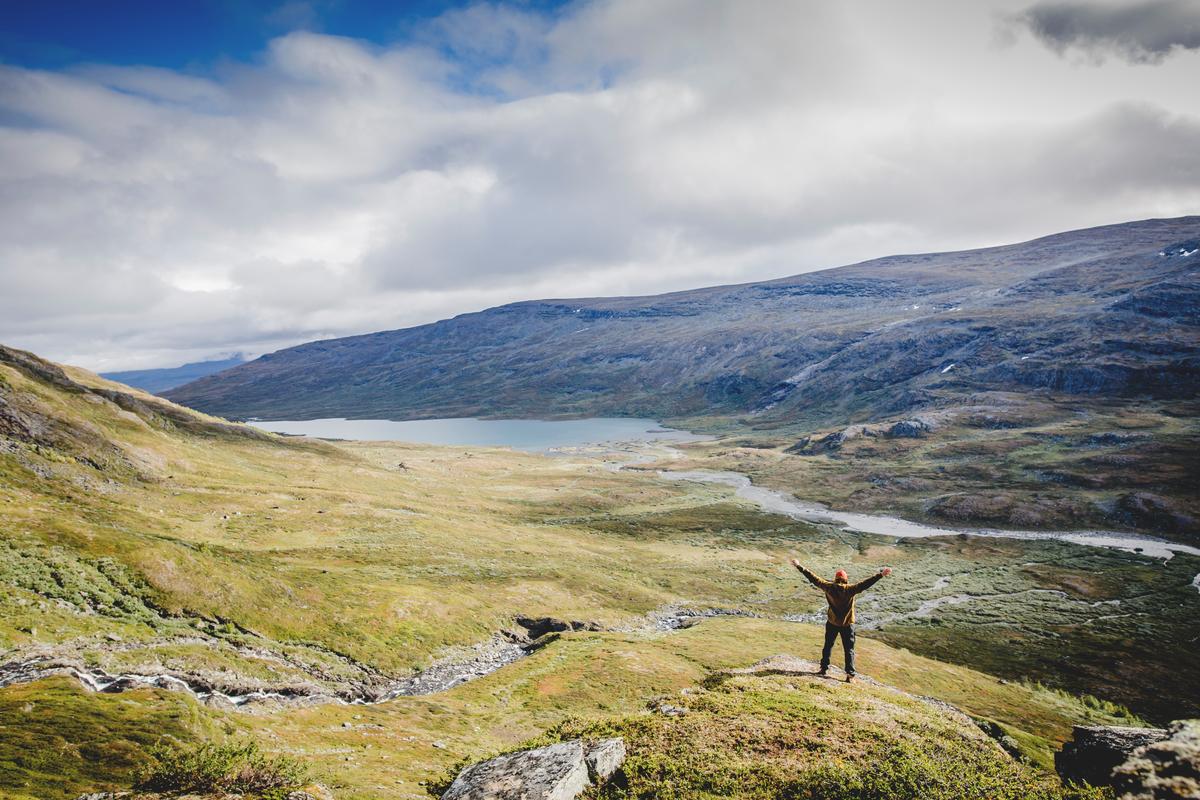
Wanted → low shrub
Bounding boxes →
[135,738,308,795]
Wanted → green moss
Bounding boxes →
[0,678,217,800]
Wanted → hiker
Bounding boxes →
[790,558,892,682]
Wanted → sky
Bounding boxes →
[1,0,1198,371]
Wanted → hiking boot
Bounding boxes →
[816,668,828,677]
[845,674,856,683]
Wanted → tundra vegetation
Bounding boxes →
[1,343,1196,799]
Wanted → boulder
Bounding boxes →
[442,740,589,800]
[585,738,626,782]
[202,692,237,711]
[1112,719,1200,800]
[1056,725,1169,788]
[442,738,625,800]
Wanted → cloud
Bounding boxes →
[1011,0,1200,64]
[0,1,1197,371]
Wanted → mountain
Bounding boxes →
[165,217,1200,425]
[101,354,246,394]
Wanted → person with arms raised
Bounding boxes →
[791,559,892,682]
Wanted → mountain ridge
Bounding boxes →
[102,354,247,395]
[165,216,1200,424]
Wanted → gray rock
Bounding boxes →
[584,738,626,782]
[1112,719,1200,800]
[655,703,689,717]
[442,740,590,800]
[202,692,237,711]
[1056,725,1170,788]
[885,418,932,438]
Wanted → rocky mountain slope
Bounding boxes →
[166,217,1200,425]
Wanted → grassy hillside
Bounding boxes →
[3,344,1195,798]
[3,622,1140,800]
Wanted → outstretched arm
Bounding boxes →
[850,567,892,595]
[790,558,832,590]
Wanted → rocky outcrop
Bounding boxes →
[1113,493,1199,536]
[510,616,605,641]
[884,418,934,438]
[786,425,875,455]
[1056,724,1170,788]
[441,738,625,800]
[1112,719,1200,800]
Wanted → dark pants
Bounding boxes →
[821,622,856,675]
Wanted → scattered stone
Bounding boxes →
[203,692,237,711]
[1112,720,1200,800]
[975,718,1024,761]
[1056,725,1170,788]
[655,703,689,717]
[100,677,145,693]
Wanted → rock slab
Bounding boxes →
[1112,719,1200,800]
[1056,725,1170,788]
[585,738,626,782]
[442,738,625,800]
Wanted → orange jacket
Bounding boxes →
[797,566,883,626]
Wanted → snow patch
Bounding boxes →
[940,363,955,374]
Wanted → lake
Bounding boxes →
[249,416,708,451]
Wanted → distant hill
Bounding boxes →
[103,354,246,394]
[166,217,1200,425]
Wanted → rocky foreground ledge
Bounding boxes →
[1057,720,1200,800]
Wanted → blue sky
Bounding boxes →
[0,0,1197,370]
[0,0,567,70]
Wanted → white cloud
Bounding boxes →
[0,0,1197,371]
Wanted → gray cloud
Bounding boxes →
[0,1,1198,371]
[1012,0,1200,64]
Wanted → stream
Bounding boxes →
[654,468,1200,589]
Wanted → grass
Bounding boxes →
[0,352,1192,797]
[0,677,219,800]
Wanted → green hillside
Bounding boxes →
[2,344,1193,799]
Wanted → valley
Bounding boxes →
[2,340,1198,798]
